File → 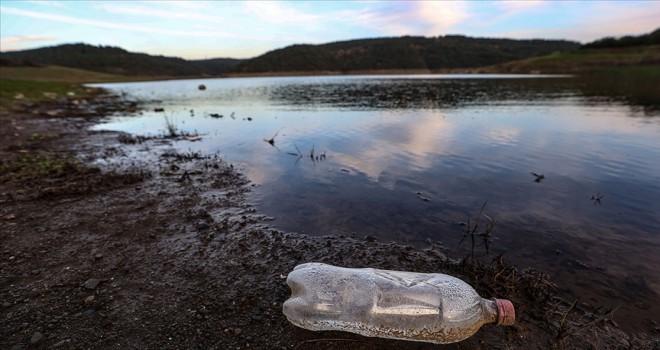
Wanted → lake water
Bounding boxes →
[90,75,660,333]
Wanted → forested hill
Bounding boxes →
[1,35,580,77]
[0,43,243,76]
[581,28,660,49]
[231,35,580,74]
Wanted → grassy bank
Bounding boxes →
[0,65,185,104]
[488,45,660,74]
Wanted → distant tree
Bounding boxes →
[581,28,660,49]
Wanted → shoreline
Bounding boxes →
[0,91,656,349]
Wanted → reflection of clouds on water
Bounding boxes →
[330,111,453,183]
[485,127,521,146]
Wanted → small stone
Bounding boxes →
[195,220,210,230]
[84,278,101,289]
[233,328,242,335]
[30,331,44,345]
[84,295,95,304]
[2,302,11,308]
[94,254,103,260]
[3,213,15,220]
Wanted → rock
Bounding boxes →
[195,220,210,230]
[30,331,44,345]
[2,302,11,308]
[84,295,95,304]
[84,278,101,289]
[94,254,103,260]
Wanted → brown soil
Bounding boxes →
[1,94,657,349]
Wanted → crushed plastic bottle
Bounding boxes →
[283,262,515,344]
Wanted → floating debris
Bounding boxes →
[198,84,206,91]
[530,172,545,183]
[264,129,280,147]
[154,107,165,112]
[591,192,604,205]
[416,191,430,202]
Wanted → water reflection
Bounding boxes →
[91,75,660,332]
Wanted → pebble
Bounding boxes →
[84,278,101,289]
[195,220,210,230]
[30,331,44,345]
[2,302,11,308]
[94,254,103,260]
[84,295,95,304]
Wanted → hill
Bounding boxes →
[484,45,660,74]
[231,35,579,74]
[0,43,243,77]
[581,27,660,49]
[484,28,660,74]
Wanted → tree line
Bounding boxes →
[6,30,658,76]
[580,28,660,50]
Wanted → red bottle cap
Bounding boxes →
[494,299,515,326]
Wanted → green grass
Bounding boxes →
[0,65,141,83]
[493,45,660,74]
[0,153,82,181]
[0,79,94,102]
[0,65,182,104]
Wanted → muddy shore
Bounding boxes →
[0,94,656,349]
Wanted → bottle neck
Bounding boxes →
[483,298,516,326]
[482,299,499,324]
[484,298,516,326]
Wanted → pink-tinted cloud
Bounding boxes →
[0,35,58,51]
[498,2,660,42]
[337,1,471,37]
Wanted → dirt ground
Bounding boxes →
[0,94,657,349]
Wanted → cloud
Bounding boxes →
[166,1,211,11]
[498,2,660,42]
[414,1,471,35]
[0,35,58,51]
[0,6,233,38]
[26,0,65,8]
[240,1,321,25]
[96,3,227,25]
[496,0,545,14]
[1,35,58,43]
[337,1,470,37]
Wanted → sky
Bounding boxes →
[1,0,659,60]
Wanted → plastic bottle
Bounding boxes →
[282,262,515,344]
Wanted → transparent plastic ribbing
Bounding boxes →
[283,262,515,344]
